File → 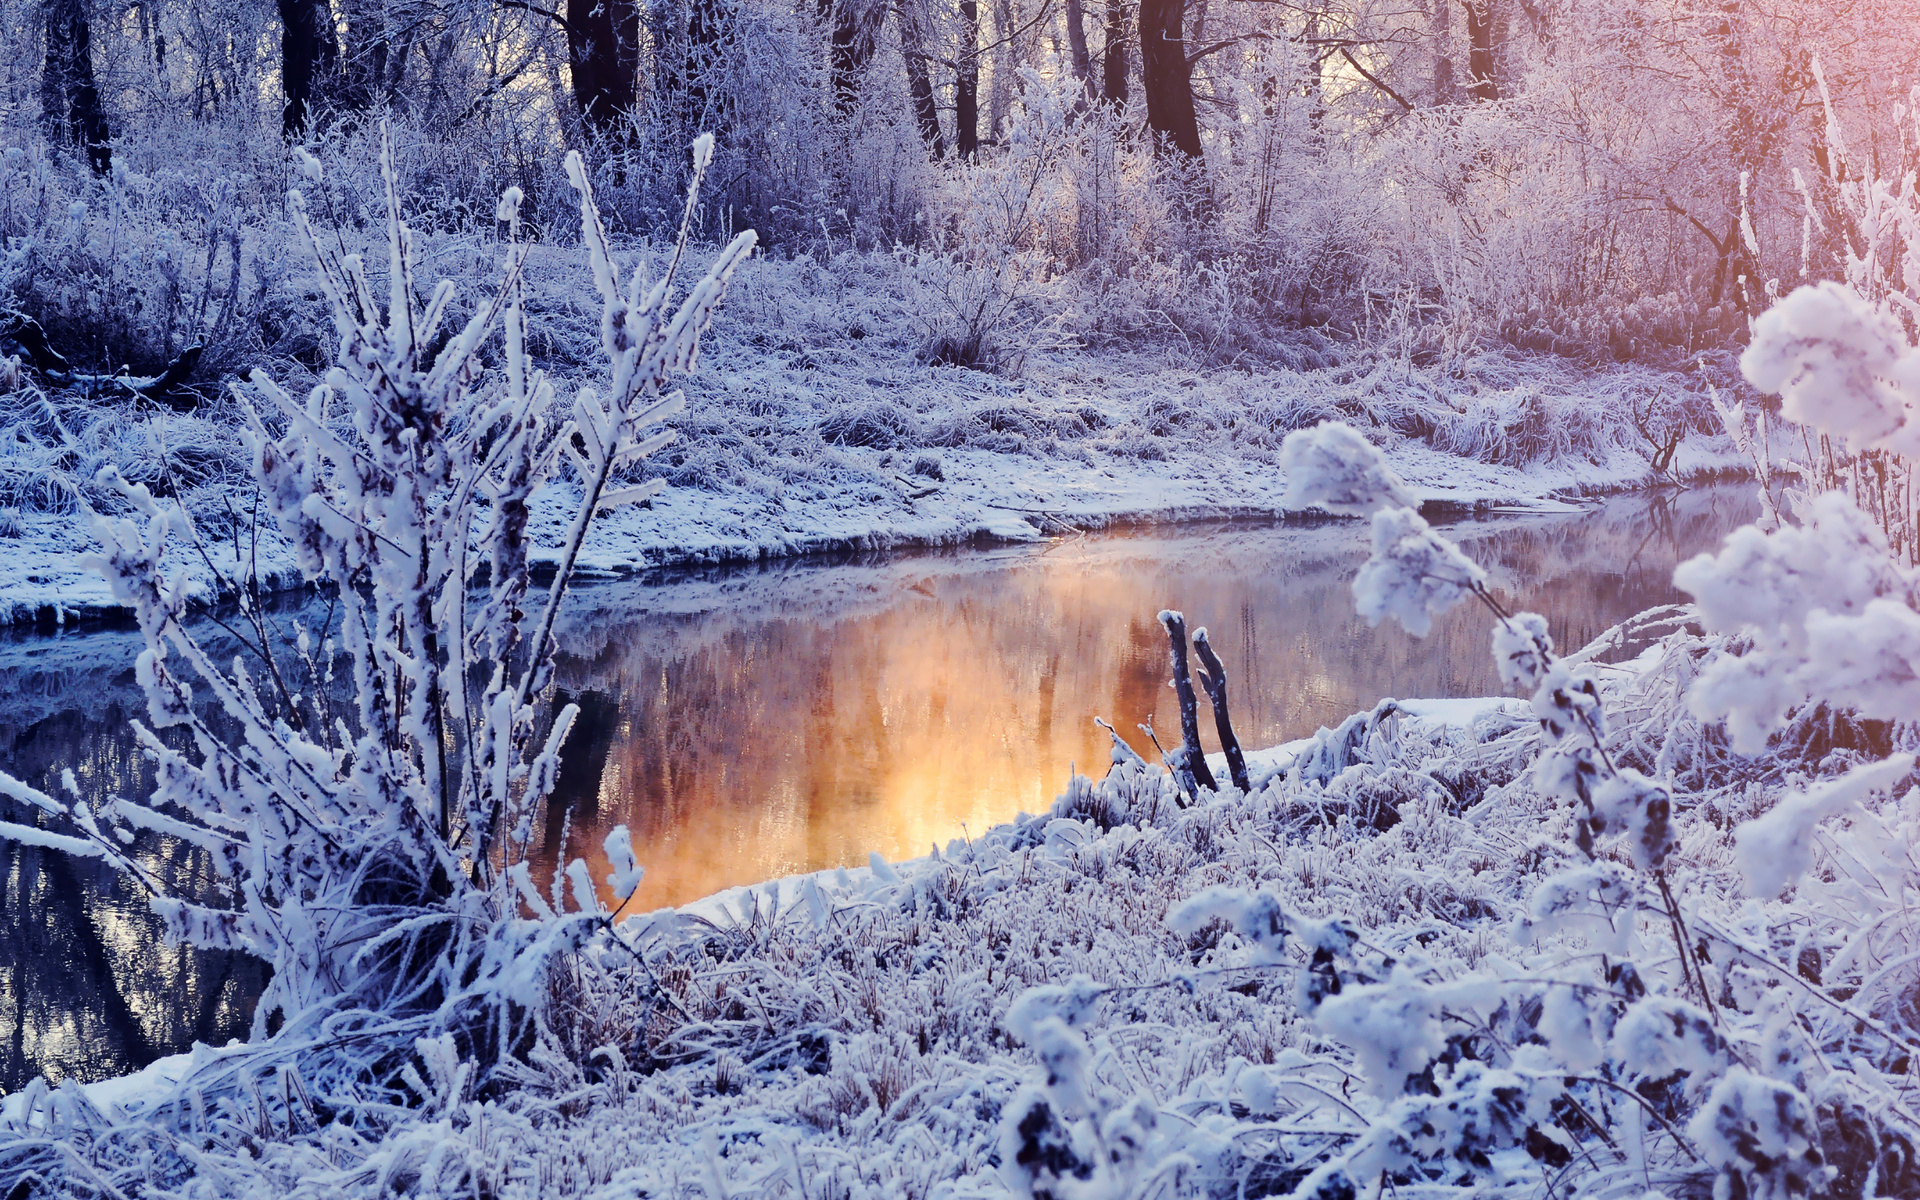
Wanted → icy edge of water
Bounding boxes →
[0,431,1745,628]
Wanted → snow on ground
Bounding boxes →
[18,629,1898,1200]
[0,350,1742,625]
[0,242,1747,622]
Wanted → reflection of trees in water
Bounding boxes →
[0,706,266,1093]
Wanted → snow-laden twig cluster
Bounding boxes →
[0,124,754,1115]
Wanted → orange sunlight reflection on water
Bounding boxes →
[545,488,1756,912]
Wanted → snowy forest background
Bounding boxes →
[7,0,1920,1198]
[9,0,1918,385]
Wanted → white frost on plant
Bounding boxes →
[1741,280,1917,448]
[1611,996,1728,1085]
[1311,970,1450,1097]
[1734,754,1915,896]
[1279,420,1419,516]
[603,824,645,901]
[1675,492,1919,751]
[1004,974,1107,1040]
[1538,983,1612,1072]
[1167,884,1290,964]
[1168,885,1356,970]
[1492,611,1553,692]
[0,123,757,1090]
[1353,506,1489,637]
[1587,768,1676,872]
[1688,1069,1825,1200]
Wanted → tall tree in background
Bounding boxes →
[1063,0,1095,102]
[956,0,980,156]
[277,0,338,136]
[684,0,732,138]
[1102,0,1128,105]
[337,0,413,111]
[1465,0,1496,100]
[569,0,642,138]
[658,0,736,149]
[825,0,880,114]
[40,0,110,172]
[896,0,946,156]
[1139,0,1199,156]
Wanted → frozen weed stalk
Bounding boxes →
[0,123,754,1108]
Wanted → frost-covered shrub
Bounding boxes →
[0,142,289,383]
[818,400,923,448]
[0,127,754,1115]
[1222,413,1920,1200]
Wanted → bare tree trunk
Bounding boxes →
[568,0,642,139]
[1063,0,1095,104]
[685,0,732,140]
[1102,0,1128,106]
[337,0,405,111]
[1139,0,1199,157]
[986,0,1015,135]
[277,0,338,137]
[956,0,980,157]
[825,0,878,115]
[40,0,110,173]
[897,0,946,157]
[1465,0,1497,101]
[1159,611,1218,794]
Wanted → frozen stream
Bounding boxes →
[0,486,1757,1093]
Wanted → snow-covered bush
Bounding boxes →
[0,125,754,1111]
[1221,408,1920,1200]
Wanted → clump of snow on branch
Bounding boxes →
[1279,419,1420,515]
[1282,418,1489,637]
[1742,279,1920,454]
[1734,754,1915,896]
[1353,506,1489,637]
[1491,611,1554,691]
[602,824,645,901]
[1675,491,1919,752]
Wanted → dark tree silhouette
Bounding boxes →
[824,0,879,115]
[897,0,946,157]
[569,0,642,139]
[1466,0,1498,101]
[1102,0,1129,106]
[40,0,110,173]
[336,0,413,112]
[277,0,339,136]
[956,0,981,157]
[1139,0,1199,157]
[1063,0,1095,102]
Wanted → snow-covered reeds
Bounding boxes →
[0,124,754,1128]
[0,381,250,516]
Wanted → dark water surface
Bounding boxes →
[0,486,1757,1092]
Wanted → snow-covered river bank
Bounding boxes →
[0,485,1755,1095]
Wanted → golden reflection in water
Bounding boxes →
[546,488,1758,911]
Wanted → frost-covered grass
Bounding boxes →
[11,120,1916,1200]
[7,614,1915,1199]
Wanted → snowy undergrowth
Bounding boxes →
[0,241,1743,623]
[6,440,1915,1199]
